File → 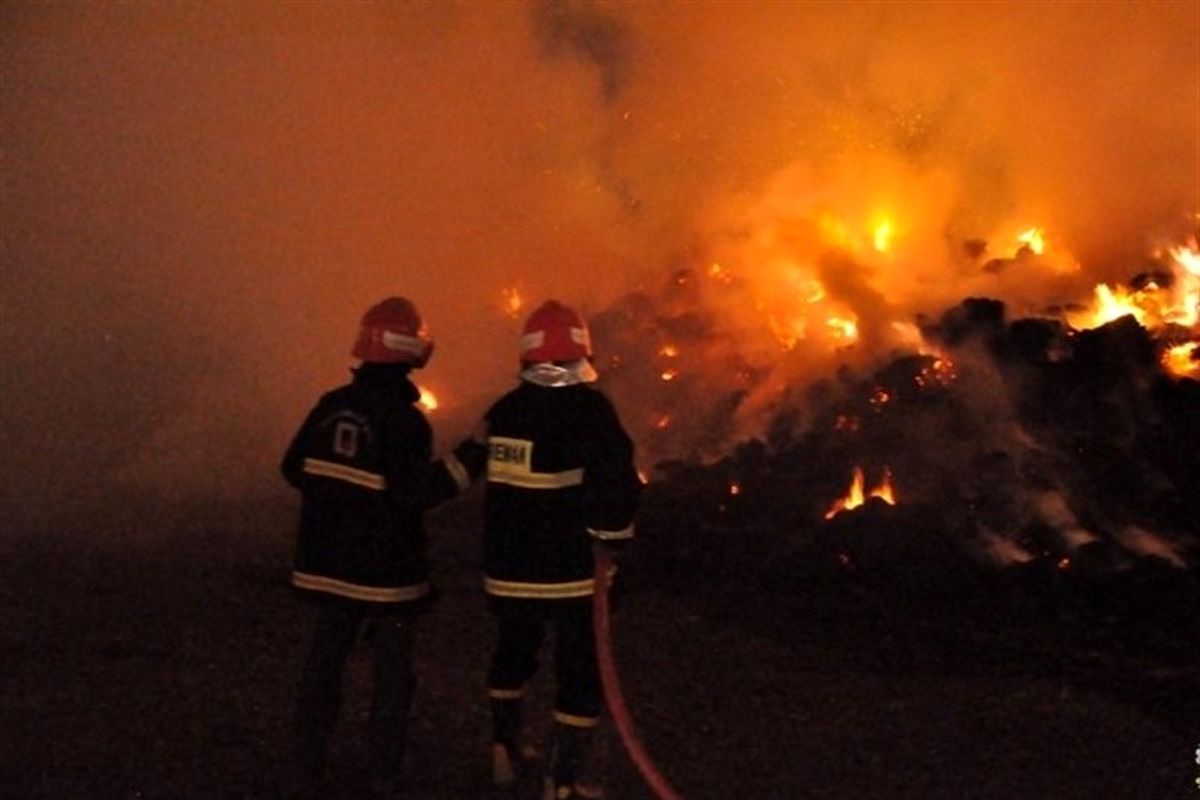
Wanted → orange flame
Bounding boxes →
[824,466,897,519]
[659,344,679,358]
[1163,342,1199,378]
[1070,283,1147,329]
[824,467,866,519]
[1067,240,1200,332]
[417,385,439,412]
[1017,227,1045,255]
[660,368,680,382]
[826,315,859,341]
[869,467,896,504]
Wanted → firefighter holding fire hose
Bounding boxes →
[280,297,488,798]
[477,300,642,800]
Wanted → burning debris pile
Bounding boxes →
[591,231,1199,652]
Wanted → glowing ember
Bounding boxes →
[501,287,524,318]
[728,482,741,496]
[834,414,860,432]
[1057,557,1072,572]
[1017,227,1045,255]
[653,413,672,430]
[659,344,679,358]
[660,368,680,381]
[637,469,650,485]
[708,262,734,283]
[1162,342,1199,378]
[914,357,958,388]
[417,385,439,412]
[868,386,891,409]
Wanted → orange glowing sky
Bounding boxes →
[1,2,1196,523]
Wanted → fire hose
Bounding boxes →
[592,546,684,800]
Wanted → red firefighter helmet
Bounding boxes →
[351,297,433,366]
[520,300,593,363]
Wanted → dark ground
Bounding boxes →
[1,489,1197,799]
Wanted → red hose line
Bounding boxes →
[593,547,684,800]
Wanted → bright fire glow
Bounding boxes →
[1066,240,1199,332]
[1017,227,1045,255]
[417,386,439,412]
[1162,342,1199,378]
[661,368,679,381]
[1069,283,1146,329]
[826,315,859,341]
[659,344,679,357]
[873,219,893,253]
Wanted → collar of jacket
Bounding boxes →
[520,360,598,387]
[352,363,421,403]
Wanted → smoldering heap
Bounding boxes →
[592,246,1200,654]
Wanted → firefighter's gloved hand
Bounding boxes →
[453,437,489,480]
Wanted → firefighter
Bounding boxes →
[478,300,642,800]
[280,296,487,798]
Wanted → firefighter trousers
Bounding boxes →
[487,596,601,725]
[293,596,419,783]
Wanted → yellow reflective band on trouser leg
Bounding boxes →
[292,572,430,603]
[553,711,599,728]
[483,577,596,599]
[588,523,634,542]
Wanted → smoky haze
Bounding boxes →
[1,2,1197,530]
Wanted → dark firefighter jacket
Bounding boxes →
[482,380,641,600]
[281,366,479,605]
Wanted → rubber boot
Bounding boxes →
[490,697,538,786]
[542,724,603,799]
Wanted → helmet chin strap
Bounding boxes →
[520,360,598,387]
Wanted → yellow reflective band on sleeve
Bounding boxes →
[487,436,584,490]
[302,458,387,491]
[488,687,525,700]
[554,711,600,728]
[443,452,471,493]
[484,576,596,599]
[588,524,634,541]
[292,572,430,603]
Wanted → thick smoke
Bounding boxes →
[1,2,1196,530]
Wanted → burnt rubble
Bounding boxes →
[622,296,1200,659]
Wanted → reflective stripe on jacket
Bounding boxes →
[482,381,640,598]
[281,367,469,605]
